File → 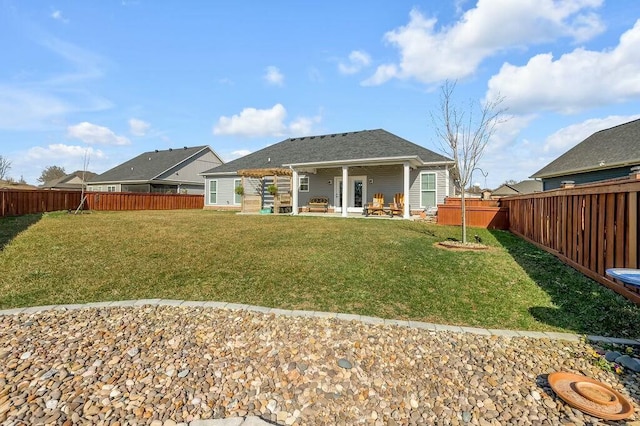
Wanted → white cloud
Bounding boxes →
[264,66,284,86]
[288,114,322,137]
[0,36,111,131]
[0,87,71,130]
[221,149,253,162]
[129,118,150,136]
[542,114,640,154]
[67,122,131,145]
[231,149,252,158]
[486,114,537,152]
[214,104,287,137]
[338,50,371,75]
[363,1,604,85]
[486,20,640,114]
[26,144,105,161]
[51,10,68,23]
[213,104,321,138]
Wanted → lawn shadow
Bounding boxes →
[0,214,43,250]
[489,229,640,339]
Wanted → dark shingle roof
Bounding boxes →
[41,171,98,189]
[492,180,542,196]
[203,129,451,174]
[531,118,640,179]
[90,146,210,183]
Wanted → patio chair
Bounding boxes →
[388,193,404,217]
[364,193,386,216]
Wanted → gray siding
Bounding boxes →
[205,176,239,206]
[302,164,449,208]
[409,166,450,210]
[207,164,451,211]
[159,150,222,183]
[542,166,633,190]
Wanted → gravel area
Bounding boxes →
[0,304,638,425]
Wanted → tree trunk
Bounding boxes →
[461,190,467,243]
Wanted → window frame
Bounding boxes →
[208,179,218,205]
[420,172,437,208]
[233,179,242,205]
[107,185,116,192]
[299,175,309,192]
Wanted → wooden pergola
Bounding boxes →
[237,168,293,214]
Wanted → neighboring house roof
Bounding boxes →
[531,118,640,179]
[41,171,98,189]
[202,129,452,175]
[0,180,38,190]
[90,146,215,183]
[492,179,542,196]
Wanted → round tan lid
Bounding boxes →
[547,372,634,421]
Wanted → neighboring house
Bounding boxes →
[201,129,455,218]
[88,146,223,194]
[531,118,640,190]
[40,171,98,191]
[492,180,542,198]
[0,180,37,190]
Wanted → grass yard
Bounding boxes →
[1,210,639,338]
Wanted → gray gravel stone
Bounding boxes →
[0,305,636,425]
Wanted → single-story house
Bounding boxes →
[492,179,542,198]
[40,170,98,191]
[531,118,640,190]
[201,129,455,218]
[87,145,223,194]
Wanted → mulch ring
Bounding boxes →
[435,241,491,251]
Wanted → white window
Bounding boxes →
[234,179,242,205]
[208,180,218,204]
[299,176,309,192]
[420,172,437,208]
[107,185,116,192]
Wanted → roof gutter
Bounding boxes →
[530,159,640,179]
[283,156,453,168]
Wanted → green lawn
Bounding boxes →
[1,210,639,338]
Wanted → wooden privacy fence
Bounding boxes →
[437,197,509,229]
[501,177,640,304]
[86,192,203,211]
[1,189,83,217]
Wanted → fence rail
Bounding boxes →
[437,197,509,229]
[1,189,83,217]
[86,192,204,211]
[501,178,640,304]
[0,189,204,217]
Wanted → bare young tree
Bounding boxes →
[431,80,505,244]
[0,155,11,180]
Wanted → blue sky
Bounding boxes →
[1,0,639,188]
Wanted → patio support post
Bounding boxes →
[403,162,410,219]
[342,166,349,217]
[292,169,299,215]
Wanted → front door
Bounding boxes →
[334,176,366,213]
